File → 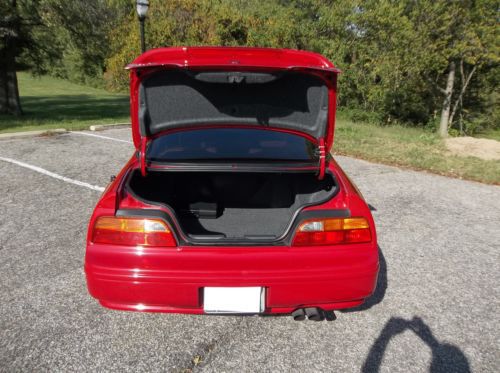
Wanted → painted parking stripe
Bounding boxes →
[70,131,133,144]
[0,157,105,192]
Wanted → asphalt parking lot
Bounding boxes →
[0,127,499,372]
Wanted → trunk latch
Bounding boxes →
[318,138,326,180]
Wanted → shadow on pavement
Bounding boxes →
[362,316,470,373]
[342,245,387,313]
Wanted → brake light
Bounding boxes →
[292,217,371,246]
[91,217,176,247]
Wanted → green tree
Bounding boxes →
[0,0,128,116]
[37,0,129,85]
[3,0,498,135]
[105,0,310,90]
[0,0,43,115]
[309,0,499,135]
[406,0,500,137]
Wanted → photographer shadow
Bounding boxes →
[362,316,470,373]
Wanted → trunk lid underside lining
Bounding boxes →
[138,70,329,139]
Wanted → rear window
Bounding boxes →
[147,128,318,162]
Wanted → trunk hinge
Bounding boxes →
[139,137,149,176]
[317,138,326,180]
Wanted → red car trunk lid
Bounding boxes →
[127,47,340,176]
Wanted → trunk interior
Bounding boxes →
[127,170,337,241]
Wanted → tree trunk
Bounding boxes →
[438,61,455,138]
[448,60,477,129]
[3,47,23,115]
[0,0,23,116]
[0,63,7,114]
[0,35,9,114]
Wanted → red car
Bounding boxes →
[85,47,379,320]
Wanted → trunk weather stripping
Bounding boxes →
[140,137,149,176]
[318,138,326,180]
[146,161,319,173]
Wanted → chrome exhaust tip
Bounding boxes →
[305,307,324,321]
[292,308,306,321]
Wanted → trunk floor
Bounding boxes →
[180,207,292,238]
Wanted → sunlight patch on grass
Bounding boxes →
[0,72,130,133]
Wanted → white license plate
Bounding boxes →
[203,287,265,314]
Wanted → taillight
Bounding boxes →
[292,217,371,246]
[91,217,176,247]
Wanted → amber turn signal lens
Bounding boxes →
[293,217,371,246]
[91,217,176,247]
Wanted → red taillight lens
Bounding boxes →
[292,217,371,246]
[91,217,176,247]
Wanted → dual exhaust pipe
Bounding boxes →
[292,307,336,321]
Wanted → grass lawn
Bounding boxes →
[1,73,498,184]
[473,128,500,141]
[0,72,129,133]
[334,118,500,185]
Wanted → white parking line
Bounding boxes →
[70,131,133,144]
[0,157,105,192]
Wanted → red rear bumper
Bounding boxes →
[85,242,378,314]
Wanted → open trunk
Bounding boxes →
[127,170,337,242]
